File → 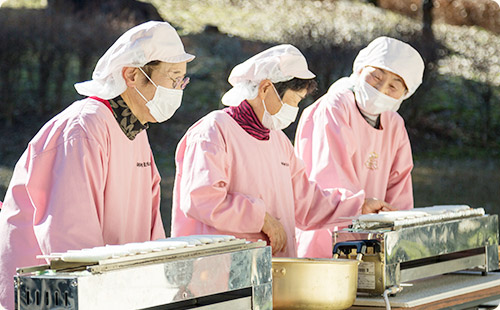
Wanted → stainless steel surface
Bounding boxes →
[353,272,500,309]
[383,215,498,266]
[399,254,485,282]
[334,213,499,295]
[196,296,252,310]
[252,282,273,310]
[15,240,272,310]
[352,207,486,230]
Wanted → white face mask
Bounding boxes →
[261,85,299,130]
[135,68,183,123]
[354,78,403,117]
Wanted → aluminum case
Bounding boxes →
[15,243,272,310]
[334,214,499,295]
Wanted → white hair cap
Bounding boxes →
[74,21,195,100]
[352,36,424,99]
[221,44,315,106]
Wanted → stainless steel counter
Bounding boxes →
[351,271,500,310]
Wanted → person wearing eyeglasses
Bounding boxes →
[294,37,425,258]
[0,21,194,309]
[170,44,392,257]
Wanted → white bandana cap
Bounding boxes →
[74,21,195,100]
[352,36,424,99]
[222,44,315,106]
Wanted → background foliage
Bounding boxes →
[0,0,499,234]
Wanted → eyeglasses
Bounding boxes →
[140,67,190,90]
[171,76,190,90]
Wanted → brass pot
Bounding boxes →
[272,257,359,310]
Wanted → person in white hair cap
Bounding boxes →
[295,36,425,258]
[170,44,392,257]
[0,21,194,309]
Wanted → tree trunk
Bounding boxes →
[1,66,14,127]
[37,49,55,117]
[422,0,437,63]
[78,53,93,87]
[482,85,492,144]
[54,55,69,111]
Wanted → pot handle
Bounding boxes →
[333,240,381,261]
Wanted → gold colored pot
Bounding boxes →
[272,257,359,310]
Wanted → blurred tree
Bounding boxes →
[376,0,500,35]
[38,0,163,115]
[47,0,163,21]
[0,0,164,126]
[422,0,437,62]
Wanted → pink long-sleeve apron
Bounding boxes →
[0,98,165,310]
[295,79,414,258]
[170,111,365,257]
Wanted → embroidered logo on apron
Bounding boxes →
[365,152,379,170]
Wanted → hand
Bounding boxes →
[261,212,287,255]
[362,198,395,214]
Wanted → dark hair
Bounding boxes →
[274,78,318,98]
[140,60,162,85]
